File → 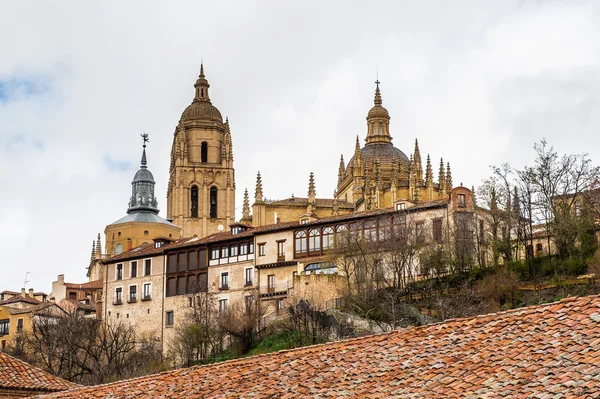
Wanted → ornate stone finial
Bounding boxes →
[438,158,446,192]
[241,188,250,221]
[307,172,317,217]
[354,135,361,156]
[194,63,211,102]
[140,133,149,168]
[374,79,382,106]
[91,241,96,262]
[337,154,345,187]
[446,162,452,190]
[413,139,423,183]
[425,154,433,187]
[308,172,316,199]
[96,233,102,258]
[255,171,263,202]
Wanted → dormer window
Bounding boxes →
[300,219,309,225]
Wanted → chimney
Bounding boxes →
[29,288,34,298]
[21,288,26,296]
[58,274,65,283]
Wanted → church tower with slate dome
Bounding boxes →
[104,136,180,255]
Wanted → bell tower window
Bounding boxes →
[201,142,208,163]
[191,186,199,218]
[210,186,218,219]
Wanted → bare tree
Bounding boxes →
[21,312,160,385]
[167,292,221,367]
[218,295,265,355]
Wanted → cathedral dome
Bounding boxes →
[180,64,223,124]
[132,167,155,184]
[181,101,223,123]
[367,104,390,119]
[346,143,409,176]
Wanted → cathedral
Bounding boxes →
[97,64,455,253]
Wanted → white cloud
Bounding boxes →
[1,1,600,291]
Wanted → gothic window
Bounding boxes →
[191,186,199,218]
[201,142,208,163]
[210,186,218,218]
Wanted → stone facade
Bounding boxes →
[103,251,165,342]
[167,65,235,239]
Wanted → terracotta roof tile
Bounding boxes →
[63,280,103,290]
[36,295,600,398]
[0,352,78,393]
[0,295,41,306]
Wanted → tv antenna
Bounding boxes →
[23,271,32,289]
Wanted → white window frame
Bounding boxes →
[128,284,138,302]
[142,282,152,300]
[130,261,137,278]
[115,263,123,281]
[220,272,229,289]
[245,268,253,286]
[114,286,123,304]
[219,298,228,314]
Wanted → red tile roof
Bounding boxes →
[0,352,78,393]
[36,295,600,398]
[63,279,103,290]
[0,295,41,306]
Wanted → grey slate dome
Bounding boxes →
[132,167,155,184]
[126,144,159,214]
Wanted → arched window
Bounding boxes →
[144,230,148,236]
[201,142,208,163]
[191,186,199,218]
[210,186,218,218]
[379,122,383,134]
[115,244,123,255]
[308,229,321,253]
[295,231,307,255]
[322,227,334,250]
[536,243,543,252]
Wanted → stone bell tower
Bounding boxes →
[166,64,235,238]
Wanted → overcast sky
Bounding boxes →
[1,1,599,292]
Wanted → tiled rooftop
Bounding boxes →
[0,351,77,393]
[63,279,103,290]
[37,295,600,398]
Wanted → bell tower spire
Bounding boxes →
[167,64,235,238]
[365,79,392,146]
[194,63,211,102]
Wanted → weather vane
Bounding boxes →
[141,133,149,148]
